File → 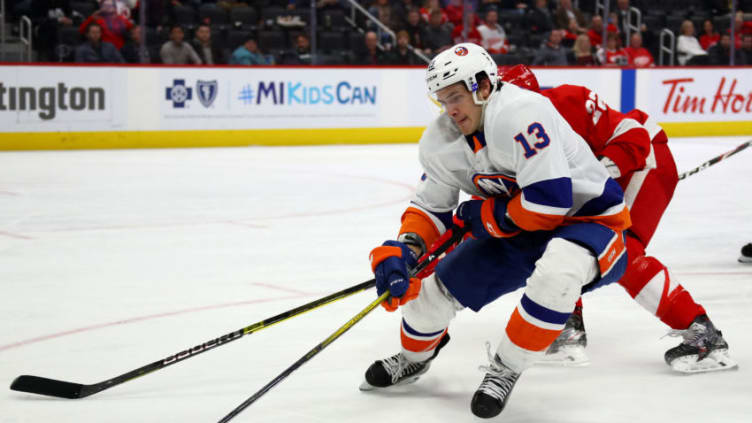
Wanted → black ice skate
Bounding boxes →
[664,315,738,373]
[539,306,589,366]
[359,334,450,391]
[739,243,752,263]
[471,345,521,419]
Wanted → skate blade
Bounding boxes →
[359,375,421,392]
[739,255,752,263]
[537,346,590,367]
[670,349,739,374]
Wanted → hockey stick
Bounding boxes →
[218,291,390,423]
[678,140,751,180]
[9,226,466,400]
[216,226,468,422]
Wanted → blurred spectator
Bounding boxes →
[161,25,202,64]
[740,33,752,65]
[316,0,344,12]
[597,32,628,66]
[79,0,133,50]
[730,11,752,49]
[533,30,568,65]
[677,20,708,65]
[586,15,617,48]
[573,33,597,65]
[624,32,653,67]
[477,8,509,54]
[31,0,75,62]
[421,8,453,56]
[230,38,272,65]
[699,19,720,50]
[387,30,422,65]
[615,0,632,34]
[120,25,150,63]
[217,1,250,13]
[708,33,741,65]
[555,0,586,31]
[355,31,387,65]
[191,24,225,65]
[369,0,397,31]
[420,0,448,24]
[561,17,582,48]
[451,12,482,45]
[527,0,554,35]
[445,0,465,28]
[402,8,425,49]
[282,34,312,65]
[75,22,124,63]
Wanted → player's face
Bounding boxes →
[436,83,482,135]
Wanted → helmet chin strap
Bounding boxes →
[471,86,493,130]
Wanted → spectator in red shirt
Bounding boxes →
[420,0,448,25]
[699,19,720,50]
[729,11,752,49]
[78,0,132,50]
[587,15,618,47]
[597,32,628,66]
[624,32,654,67]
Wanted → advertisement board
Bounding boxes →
[0,65,750,149]
[634,67,752,136]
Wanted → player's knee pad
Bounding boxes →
[402,273,463,334]
[525,238,598,311]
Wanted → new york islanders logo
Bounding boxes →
[454,46,469,56]
[473,173,519,197]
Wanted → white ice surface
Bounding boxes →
[1,137,750,423]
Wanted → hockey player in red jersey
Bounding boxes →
[500,64,736,373]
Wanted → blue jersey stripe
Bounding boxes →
[522,177,573,209]
[402,319,446,337]
[520,294,571,325]
[574,178,624,217]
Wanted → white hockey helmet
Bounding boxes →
[426,43,498,105]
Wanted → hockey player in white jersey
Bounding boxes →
[361,43,632,418]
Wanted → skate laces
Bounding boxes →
[664,321,716,348]
[477,342,519,400]
[381,353,425,384]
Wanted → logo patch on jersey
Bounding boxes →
[473,173,519,197]
[454,46,469,56]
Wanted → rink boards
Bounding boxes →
[0,65,750,150]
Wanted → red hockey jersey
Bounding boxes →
[541,84,651,177]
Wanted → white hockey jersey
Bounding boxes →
[399,82,631,246]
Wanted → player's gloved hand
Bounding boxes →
[370,241,421,312]
[454,197,520,239]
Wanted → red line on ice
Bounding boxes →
[0,294,313,353]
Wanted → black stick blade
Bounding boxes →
[10,375,85,399]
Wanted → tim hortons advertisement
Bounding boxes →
[0,66,121,131]
[635,68,752,122]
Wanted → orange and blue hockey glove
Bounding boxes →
[370,241,421,312]
[455,197,520,239]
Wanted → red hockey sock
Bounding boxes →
[619,236,706,330]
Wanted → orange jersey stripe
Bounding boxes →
[508,195,632,233]
[399,207,441,248]
[563,206,632,233]
[505,308,563,352]
[597,232,627,276]
[401,328,447,353]
[507,195,564,231]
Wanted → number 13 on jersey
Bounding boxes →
[513,122,550,159]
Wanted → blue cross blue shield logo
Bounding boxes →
[166,79,192,108]
[196,80,218,108]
